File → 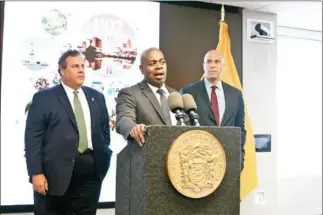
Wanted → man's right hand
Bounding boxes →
[130,124,146,146]
[32,174,48,195]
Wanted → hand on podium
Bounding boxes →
[130,124,146,146]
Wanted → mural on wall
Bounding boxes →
[22,9,141,130]
[1,1,160,205]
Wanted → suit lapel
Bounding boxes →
[197,79,218,125]
[221,82,231,126]
[165,85,176,93]
[82,87,96,133]
[56,84,78,130]
[139,80,166,124]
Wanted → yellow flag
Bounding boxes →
[203,21,258,200]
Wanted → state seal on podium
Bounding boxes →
[166,130,227,199]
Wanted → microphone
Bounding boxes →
[182,94,200,126]
[167,92,186,126]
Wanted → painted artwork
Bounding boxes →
[1,1,160,205]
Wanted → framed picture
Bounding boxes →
[254,134,271,152]
[247,18,275,43]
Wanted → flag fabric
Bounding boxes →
[203,21,258,200]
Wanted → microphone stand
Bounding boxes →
[188,110,200,126]
[174,110,186,126]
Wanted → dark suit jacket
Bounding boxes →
[180,79,246,170]
[24,84,112,196]
[116,80,176,140]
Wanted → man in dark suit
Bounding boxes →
[180,49,246,170]
[24,49,112,215]
[116,47,176,146]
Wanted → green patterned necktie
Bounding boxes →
[73,90,88,153]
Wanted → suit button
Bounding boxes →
[72,159,75,163]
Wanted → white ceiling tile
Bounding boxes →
[205,1,277,10]
[256,2,322,31]
[197,1,322,31]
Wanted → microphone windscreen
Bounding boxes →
[182,94,197,112]
[168,92,184,113]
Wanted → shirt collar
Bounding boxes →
[147,82,168,94]
[204,78,223,91]
[61,82,82,95]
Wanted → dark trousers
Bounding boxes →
[34,150,102,215]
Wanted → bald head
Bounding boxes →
[140,47,162,65]
[139,47,167,87]
[203,49,224,63]
[203,49,224,84]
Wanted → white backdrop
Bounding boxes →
[276,26,322,215]
[0,1,160,205]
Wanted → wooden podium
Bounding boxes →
[115,126,241,215]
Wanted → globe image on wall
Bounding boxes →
[42,9,67,36]
[80,14,138,78]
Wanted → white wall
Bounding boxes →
[276,26,322,215]
[240,8,322,215]
[240,9,278,215]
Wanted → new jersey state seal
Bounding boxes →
[166,130,226,199]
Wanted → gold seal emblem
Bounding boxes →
[166,130,226,199]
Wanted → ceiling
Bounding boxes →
[203,1,322,31]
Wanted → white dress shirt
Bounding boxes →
[61,82,93,149]
[147,83,177,125]
[204,78,226,125]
